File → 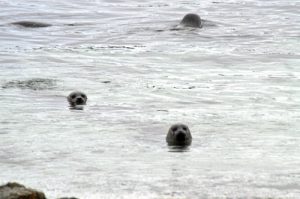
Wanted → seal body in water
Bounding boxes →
[166,124,192,146]
[12,21,52,28]
[180,13,202,28]
[67,91,87,107]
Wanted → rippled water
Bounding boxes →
[0,0,300,198]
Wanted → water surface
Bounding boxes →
[0,0,300,198]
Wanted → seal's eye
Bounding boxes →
[81,94,86,98]
[182,127,187,131]
[172,127,178,132]
[71,94,76,99]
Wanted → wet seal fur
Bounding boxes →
[11,21,52,28]
[180,13,202,28]
[166,123,192,146]
[67,91,87,108]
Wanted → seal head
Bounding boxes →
[180,13,202,28]
[67,91,87,107]
[166,123,192,146]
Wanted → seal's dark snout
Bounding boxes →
[76,97,84,105]
[176,131,186,142]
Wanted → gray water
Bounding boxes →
[0,0,300,198]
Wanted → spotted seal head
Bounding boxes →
[166,124,192,146]
[180,13,202,28]
[67,91,87,107]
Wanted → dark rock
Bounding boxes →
[0,182,46,199]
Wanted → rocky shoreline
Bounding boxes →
[0,182,78,199]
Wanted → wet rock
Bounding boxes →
[0,182,46,199]
[12,21,52,28]
[2,78,57,90]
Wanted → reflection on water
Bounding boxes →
[0,0,300,198]
[2,78,57,90]
[168,145,190,153]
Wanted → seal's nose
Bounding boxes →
[176,131,186,142]
[75,97,84,105]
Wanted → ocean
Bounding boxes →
[0,0,299,198]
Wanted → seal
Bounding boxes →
[180,13,202,28]
[12,21,52,28]
[67,91,87,107]
[166,123,192,146]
